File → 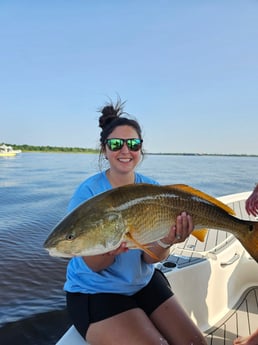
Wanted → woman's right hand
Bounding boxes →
[107,242,129,256]
[83,242,129,272]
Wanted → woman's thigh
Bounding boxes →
[67,291,141,338]
[86,308,169,345]
[150,295,207,345]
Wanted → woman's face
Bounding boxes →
[104,125,142,175]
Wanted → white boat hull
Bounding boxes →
[0,144,21,157]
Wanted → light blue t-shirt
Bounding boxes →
[64,171,159,296]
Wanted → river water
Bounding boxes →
[0,152,257,345]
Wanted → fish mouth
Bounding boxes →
[45,247,73,258]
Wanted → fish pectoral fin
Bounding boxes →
[125,231,160,261]
[191,229,208,242]
[169,184,236,216]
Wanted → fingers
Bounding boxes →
[108,242,128,256]
[245,189,258,217]
[161,212,193,246]
[246,197,258,217]
[175,212,193,241]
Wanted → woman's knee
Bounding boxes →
[86,308,169,345]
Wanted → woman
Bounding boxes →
[64,100,207,345]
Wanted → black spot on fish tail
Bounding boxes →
[249,225,254,232]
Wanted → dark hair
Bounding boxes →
[99,99,143,146]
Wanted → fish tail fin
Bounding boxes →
[125,232,160,261]
[191,229,208,242]
[170,184,236,216]
[238,222,258,263]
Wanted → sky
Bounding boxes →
[0,0,258,155]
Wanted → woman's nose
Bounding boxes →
[120,142,130,153]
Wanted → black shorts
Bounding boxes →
[66,268,174,338]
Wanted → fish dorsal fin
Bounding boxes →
[169,184,236,216]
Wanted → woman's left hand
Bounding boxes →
[143,212,194,264]
[161,212,194,246]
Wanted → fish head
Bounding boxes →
[43,207,126,257]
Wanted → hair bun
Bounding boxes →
[98,100,125,129]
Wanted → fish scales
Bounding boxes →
[44,183,258,262]
[111,186,234,239]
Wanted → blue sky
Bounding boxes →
[1,0,257,154]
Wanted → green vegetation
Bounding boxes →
[3,143,98,154]
[147,152,258,157]
[2,143,258,157]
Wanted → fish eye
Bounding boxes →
[66,233,75,241]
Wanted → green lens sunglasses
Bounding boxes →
[105,138,143,152]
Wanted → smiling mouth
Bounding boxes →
[118,158,132,163]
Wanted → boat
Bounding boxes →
[0,144,22,157]
[56,191,258,345]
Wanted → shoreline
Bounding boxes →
[2,143,258,157]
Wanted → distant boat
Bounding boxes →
[0,144,22,157]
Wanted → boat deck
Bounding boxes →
[205,286,258,344]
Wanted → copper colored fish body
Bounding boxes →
[44,184,258,262]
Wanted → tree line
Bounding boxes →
[3,143,98,154]
[2,143,257,157]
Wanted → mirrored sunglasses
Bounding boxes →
[105,138,143,152]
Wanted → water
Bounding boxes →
[0,152,257,345]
